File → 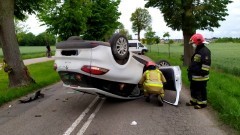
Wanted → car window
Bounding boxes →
[129,43,137,47]
[139,43,144,47]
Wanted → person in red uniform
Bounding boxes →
[139,61,166,106]
[186,33,211,109]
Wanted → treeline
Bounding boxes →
[17,32,55,46]
[214,37,240,43]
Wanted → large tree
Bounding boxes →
[0,0,44,87]
[130,8,151,41]
[83,0,121,41]
[145,0,231,66]
[38,0,92,40]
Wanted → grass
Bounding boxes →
[0,61,60,106]
[145,47,240,131]
[0,46,56,61]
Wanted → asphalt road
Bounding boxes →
[0,57,238,135]
[0,83,237,135]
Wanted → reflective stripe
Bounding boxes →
[192,75,209,81]
[197,100,207,104]
[145,83,163,87]
[202,64,210,71]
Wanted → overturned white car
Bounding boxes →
[54,34,182,106]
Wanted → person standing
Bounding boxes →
[46,41,51,58]
[186,33,211,109]
[139,61,166,106]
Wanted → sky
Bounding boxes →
[25,0,240,39]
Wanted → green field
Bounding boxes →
[0,46,56,60]
[146,42,240,76]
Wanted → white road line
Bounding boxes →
[76,98,105,135]
[63,96,99,135]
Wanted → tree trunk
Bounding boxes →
[182,30,194,66]
[137,30,140,41]
[181,0,195,66]
[0,0,35,88]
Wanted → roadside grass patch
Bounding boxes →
[0,61,60,106]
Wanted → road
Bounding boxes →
[0,57,238,135]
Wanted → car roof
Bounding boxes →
[128,40,140,43]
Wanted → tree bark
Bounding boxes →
[0,0,35,88]
[183,31,194,66]
[181,0,195,66]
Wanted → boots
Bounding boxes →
[186,100,197,106]
[194,104,207,109]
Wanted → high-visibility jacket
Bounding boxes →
[139,69,166,94]
[188,44,211,81]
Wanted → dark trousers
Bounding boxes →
[190,81,208,102]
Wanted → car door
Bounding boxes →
[159,66,182,106]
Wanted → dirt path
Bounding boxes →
[0,57,54,70]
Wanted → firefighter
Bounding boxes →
[139,61,166,106]
[186,33,211,109]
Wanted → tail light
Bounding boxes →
[81,65,109,75]
[54,63,57,71]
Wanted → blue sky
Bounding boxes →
[25,0,240,39]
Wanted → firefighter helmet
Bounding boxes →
[189,33,205,45]
[146,61,156,68]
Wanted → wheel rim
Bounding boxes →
[116,37,128,56]
[158,61,170,66]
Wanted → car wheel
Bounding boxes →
[109,33,129,60]
[141,50,146,55]
[157,60,171,67]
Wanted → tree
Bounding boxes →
[130,8,151,41]
[117,23,132,40]
[0,0,44,87]
[145,0,231,65]
[17,32,36,46]
[163,32,171,58]
[144,26,156,45]
[38,0,92,40]
[83,0,121,41]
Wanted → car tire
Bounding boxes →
[109,33,129,60]
[157,60,171,67]
[141,50,147,55]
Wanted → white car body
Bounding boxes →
[54,34,182,106]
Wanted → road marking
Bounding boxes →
[77,98,105,135]
[63,96,99,135]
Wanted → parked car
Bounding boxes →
[54,34,182,106]
[128,40,148,55]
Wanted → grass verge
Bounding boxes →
[146,51,240,132]
[0,61,60,106]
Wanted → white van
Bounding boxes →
[128,40,148,55]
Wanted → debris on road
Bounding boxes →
[19,90,44,103]
[130,121,137,126]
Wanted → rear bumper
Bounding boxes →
[58,71,139,98]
